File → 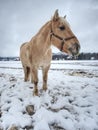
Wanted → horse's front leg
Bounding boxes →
[31,68,38,96]
[42,65,50,91]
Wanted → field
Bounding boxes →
[0,60,98,130]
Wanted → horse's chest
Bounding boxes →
[31,48,52,68]
[32,55,51,67]
[32,55,50,67]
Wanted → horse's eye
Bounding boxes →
[59,26,65,31]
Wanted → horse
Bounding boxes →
[20,9,80,96]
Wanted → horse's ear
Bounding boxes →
[64,15,66,19]
[53,9,59,21]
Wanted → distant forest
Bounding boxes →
[0,53,98,61]
[52,52,98,60]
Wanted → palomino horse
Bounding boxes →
[20,9,80,96]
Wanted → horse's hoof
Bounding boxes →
[43,87,47,91]
[33,89,38,96]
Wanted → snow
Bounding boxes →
[0,60,98,130]
[0,60,98,70]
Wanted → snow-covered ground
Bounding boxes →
[0,60,98,130]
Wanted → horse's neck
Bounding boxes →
[30,21,52,54]
[37,21,51,36]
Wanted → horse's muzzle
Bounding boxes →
[68,43,80,56]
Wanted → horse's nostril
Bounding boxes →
[68,43,80,56]
[74,43,80,52]
[68,47,72,52]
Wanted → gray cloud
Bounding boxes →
[0,0,98,56]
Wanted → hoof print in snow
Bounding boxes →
[51,96,58,104]
[9,76,17,82]
[0,73,5,77]
[23,125,34,130]
[8,126,18,130]
[10,84,16,89]
[26,105,35,115]
[48,106,61,112]
[0,110,2,117]
[50,123,65,130]
[64,91,70,96]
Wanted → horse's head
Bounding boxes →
[51,9,80,57]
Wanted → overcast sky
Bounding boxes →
[0,0,98,56]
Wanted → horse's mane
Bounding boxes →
[36,20,51,36]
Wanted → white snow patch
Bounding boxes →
[0,60,98,130]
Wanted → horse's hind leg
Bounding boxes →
[42,65,50,91]
[23,66,30,82]
[31,68,38,96]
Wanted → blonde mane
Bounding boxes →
[36,21,51,36]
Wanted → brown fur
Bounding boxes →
[20,10,80,96]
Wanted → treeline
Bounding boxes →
[78,53,98,60]
[52,52,98,60]
[0,53,98,61]
[0,57,19,61]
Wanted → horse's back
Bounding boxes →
[20,42,27,49]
